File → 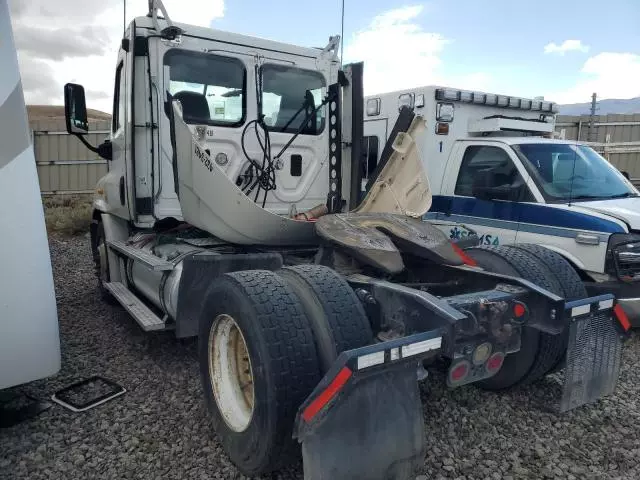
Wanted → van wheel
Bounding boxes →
[464,245,568,389]
[91,220,116,304]
[198,270,321,476]
[278,265,374,373]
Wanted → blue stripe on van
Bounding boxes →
[430,195,626,234]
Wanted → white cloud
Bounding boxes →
[344,5,446,95]
[549,52,640,104]
[9,0,224,113]
[544,39,589,55]
[343,5,491,96]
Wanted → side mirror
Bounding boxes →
[64,83,89,135]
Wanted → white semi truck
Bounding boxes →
[364,86,640,327]
[63,2,627,478]
[0,0,60,390]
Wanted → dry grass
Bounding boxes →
[43,194,93,236]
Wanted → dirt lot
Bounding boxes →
[1,234,640,480]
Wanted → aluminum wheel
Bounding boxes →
[208,314,255,432]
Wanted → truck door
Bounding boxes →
[361,119,387,196]
[105,50,132,220]
[440,142,536,246]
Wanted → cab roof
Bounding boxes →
[132,16,334,61]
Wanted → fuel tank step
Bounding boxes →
[107,240,174,271]
[104,282,168,332]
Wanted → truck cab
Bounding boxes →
[364,86,640,324]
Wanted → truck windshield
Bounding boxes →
[512,143,638,202]
[260,65,326,135]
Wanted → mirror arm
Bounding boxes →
[74,134,99,154]
[74,134,112,160]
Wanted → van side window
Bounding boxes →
[455,145,534,201]
[112,62,125,132]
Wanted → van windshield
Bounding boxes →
[512,143,638,202]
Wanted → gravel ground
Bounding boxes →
[2,234,640,480]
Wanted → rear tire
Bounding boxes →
[278,265,374,373]
[198,270,321,476]
[465,245,570,389]
[507,244,587,372]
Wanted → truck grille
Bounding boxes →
[559,307,622,412]
[614,248,640,281]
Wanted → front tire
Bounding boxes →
[198,270,321,476]
[91,220,116,304]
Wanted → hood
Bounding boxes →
[571,197,640,231]
[355,116,432,217]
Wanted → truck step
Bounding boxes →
[107,240,174,271]
[104,282,168,332]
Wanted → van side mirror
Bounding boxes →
[64,83,89,135]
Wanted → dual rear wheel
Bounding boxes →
[464,244,586,390]
[199,245,584,474]
[198,266,372,476]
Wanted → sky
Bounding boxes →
[8,0,640,114]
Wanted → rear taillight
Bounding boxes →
[486,352,505,374]
[448,360,470,384]
[513,302,526,318]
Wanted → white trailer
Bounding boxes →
[0,0,60,389]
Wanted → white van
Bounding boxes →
[364,86,640,324]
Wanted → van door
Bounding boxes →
[439,142,536,247]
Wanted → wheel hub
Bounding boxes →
[208,314,255,432]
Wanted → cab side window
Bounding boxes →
[112,62,125,133]
[455,145,534,201]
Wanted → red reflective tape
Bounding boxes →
[302,367,352,423]
[451,243,478,267]
[614,304,632,332]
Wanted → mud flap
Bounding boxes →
[558,295,624,412]
[294,331,442,480]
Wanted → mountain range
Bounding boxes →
[557,97,640,116]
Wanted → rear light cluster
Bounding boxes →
[447,342,505,387]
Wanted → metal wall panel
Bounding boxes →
[556,113,640,186]
[31,119,110,194]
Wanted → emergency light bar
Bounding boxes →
[435,88,558,113]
